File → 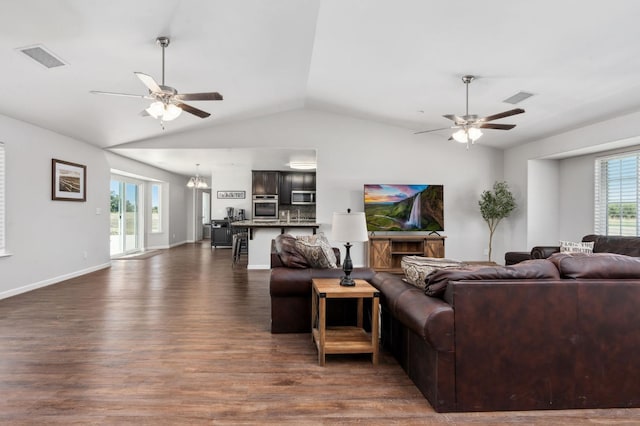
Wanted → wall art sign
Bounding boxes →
[217,190,245,199]
[52,159,86,201]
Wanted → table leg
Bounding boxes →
[371,295,379,365]
[311,288,317,343]
[318,296,326,366]
[357,298,363,328]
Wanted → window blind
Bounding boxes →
[0,142,5,252]
[595,151,640,236]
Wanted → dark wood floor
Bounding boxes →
[1,242,639,425]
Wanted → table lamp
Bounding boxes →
[332,209,369,286]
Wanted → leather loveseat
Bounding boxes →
[370,252,640,412]
[505,234,640,265]
[269,236,376,333]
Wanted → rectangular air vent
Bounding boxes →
[18,45,66,68]
[503,91,533,105]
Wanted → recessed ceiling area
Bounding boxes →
[111,148,317,176]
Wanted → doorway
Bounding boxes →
[110,178,141,256]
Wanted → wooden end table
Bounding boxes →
[311,278,380,366]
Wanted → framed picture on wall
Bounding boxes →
[52,158,87,201]
[217,190,245,199]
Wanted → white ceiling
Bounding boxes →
[3,1,640,174]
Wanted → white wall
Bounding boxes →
[527,159,560,247]
[504,109,640,251]
[118,108,506,265]
[0,114,111,299]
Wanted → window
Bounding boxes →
[595,152,640,236]
[0,142,5,254]
[151,183,161,233]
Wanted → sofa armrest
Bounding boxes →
[531,246,560,259]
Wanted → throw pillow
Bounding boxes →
[401,256,465,290]
[560,240,594,254]
[294,233,338,268]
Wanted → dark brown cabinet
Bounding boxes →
[278,172,316,205]
[279,173,293,205]
[252,171,279,195]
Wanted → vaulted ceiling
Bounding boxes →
[2,1,640,163]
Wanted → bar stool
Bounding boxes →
[232,229,248,266]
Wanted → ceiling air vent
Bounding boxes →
[503,91,533,105]
[18,44,66,68]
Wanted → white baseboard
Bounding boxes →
[0,262,112,301]
[146,244,171,250]
[169,241,187,248]
[247,264,271,270]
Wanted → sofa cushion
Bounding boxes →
[560,240,594,254]
[550,252,640,279]
[294,233,338,268]
[274,234,310,268]
[401,256,465,290]
[425,259,561,298]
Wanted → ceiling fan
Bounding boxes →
[414,75,524,148]
[90,36,223,128]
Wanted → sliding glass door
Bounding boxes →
[110,179,141,256]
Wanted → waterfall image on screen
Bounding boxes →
[364,184,444,232]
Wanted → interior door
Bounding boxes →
[110,178,141,256]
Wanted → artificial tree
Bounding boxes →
[479,181,516,262]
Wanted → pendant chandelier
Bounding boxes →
[186,164,208,189]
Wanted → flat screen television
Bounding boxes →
[364,184,444,232]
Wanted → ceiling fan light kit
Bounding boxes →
[415,74,525,149]
[91,36,223,128]
[146,101,182,121]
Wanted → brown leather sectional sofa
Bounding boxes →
[269,234,640,412]
[371,252,640,412]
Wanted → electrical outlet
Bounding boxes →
[483,248,489,255]
[83,251,88,259]
[95,208,101,215]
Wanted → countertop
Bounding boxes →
[231,220,320,228]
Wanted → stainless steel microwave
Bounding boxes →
[291,190,315,205]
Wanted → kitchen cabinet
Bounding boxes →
[278,172,316,205]
[279,173,293,205]
[252,171,279,195]
[302,173,316,191]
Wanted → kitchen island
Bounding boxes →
[230,220,321,269]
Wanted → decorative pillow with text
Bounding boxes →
[559,240,594,254]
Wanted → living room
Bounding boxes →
[2,1,640,423]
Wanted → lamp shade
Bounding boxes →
[332,211,369,242]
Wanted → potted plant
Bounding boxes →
[479,181,516,262]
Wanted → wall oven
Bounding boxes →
[291,190,316,205]
[252,195,279,220]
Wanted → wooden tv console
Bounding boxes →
[368,235,446,274]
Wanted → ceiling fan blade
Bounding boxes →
[175,92,223,101]
[134,72,162,93]
[90,90,150,99]
[414,126,455,135]
[478,123,516,130]
[478,108,525,122]
[175,102,211,118]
